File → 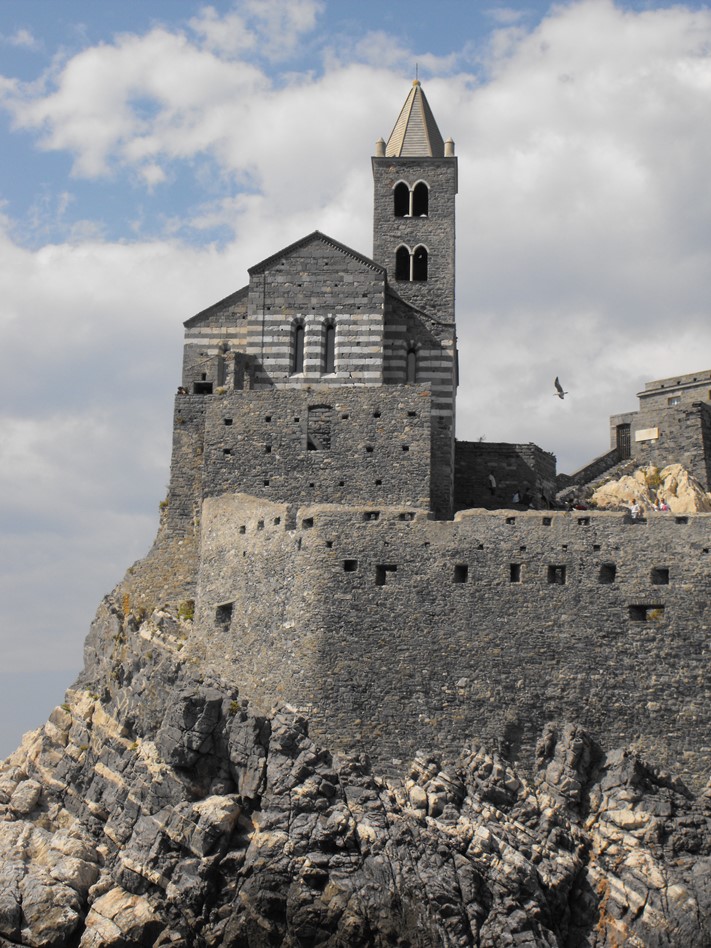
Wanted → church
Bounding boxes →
[168,80,555,532]
[155,82,708,781]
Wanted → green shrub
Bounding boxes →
[178,600,195,621]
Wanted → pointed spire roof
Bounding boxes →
[385,80,445,158]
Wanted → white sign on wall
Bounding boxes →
[635,427,659,442]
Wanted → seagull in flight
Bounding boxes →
[554,377,568,399]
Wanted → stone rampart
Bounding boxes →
[193,494,710,787]
[454,441,557,510]
[200,385,433,510]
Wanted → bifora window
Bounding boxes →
[395,245,429,282]
[393,181,429,217]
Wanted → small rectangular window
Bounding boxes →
[265,445,272,453]
[343,559,358,572]
[629,604,665,622]
[506,517,516,525]
[402,445,410,452]
[651,567,669,585]
[239,525,246,534]
[548,565,566,585]
[257,520,264,530]
[599,563,616,584]
[302,517,314,529]
[577,517,590,526]
[453,564,469,584]
[223,448,232,456]
[668,396,681,406]
[510,564,521,583]
[542,517,552,526]
[224,418,233,426]
[363,511,380,521]
[215,602,233,628]
[398,511,415,521]
[375,564,397,586]
[675,516,688,524]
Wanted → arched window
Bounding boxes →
[291,322,304,374]
[412,182,428,216]
[394,182,409,217]
[324,322,335,374]
[395,246,410,281]
[406,348,417,383]
[413,246,428,281]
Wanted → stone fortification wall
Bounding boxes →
[454,441,557,511]
[372,158,457,322]
[193,495,710,787]
[191,385,433,513]
[165,395,208,538]
[612,402,711,490]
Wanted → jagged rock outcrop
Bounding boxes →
[590,463,711,513]
[0,594,709,946]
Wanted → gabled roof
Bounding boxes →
[248,230,386,276]
[184,285,248,327]
[386,81,445,158]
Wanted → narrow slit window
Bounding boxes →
[510,564,521,583]
[324,323,336,374]
[406,348,417,383]
[453,564,469,584]
[291,322,305,374]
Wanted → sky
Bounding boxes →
[2,0,711,758]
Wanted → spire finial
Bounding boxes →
[414,63,420,85]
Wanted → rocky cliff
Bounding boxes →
[1,546,709,947]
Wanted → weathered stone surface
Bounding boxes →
[0,599,708,946]
[591,463,711,512]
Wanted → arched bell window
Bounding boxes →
[395,245,411,281]
[291,321,304,374]
[393,181,429,217]
[394,182,409,217]
[412,182,429,216]
[412,246,428,282]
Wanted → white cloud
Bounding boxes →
[2,28,41,51]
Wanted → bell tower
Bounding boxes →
[372,80,457,324]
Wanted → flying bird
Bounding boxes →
[554,377,568,399]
